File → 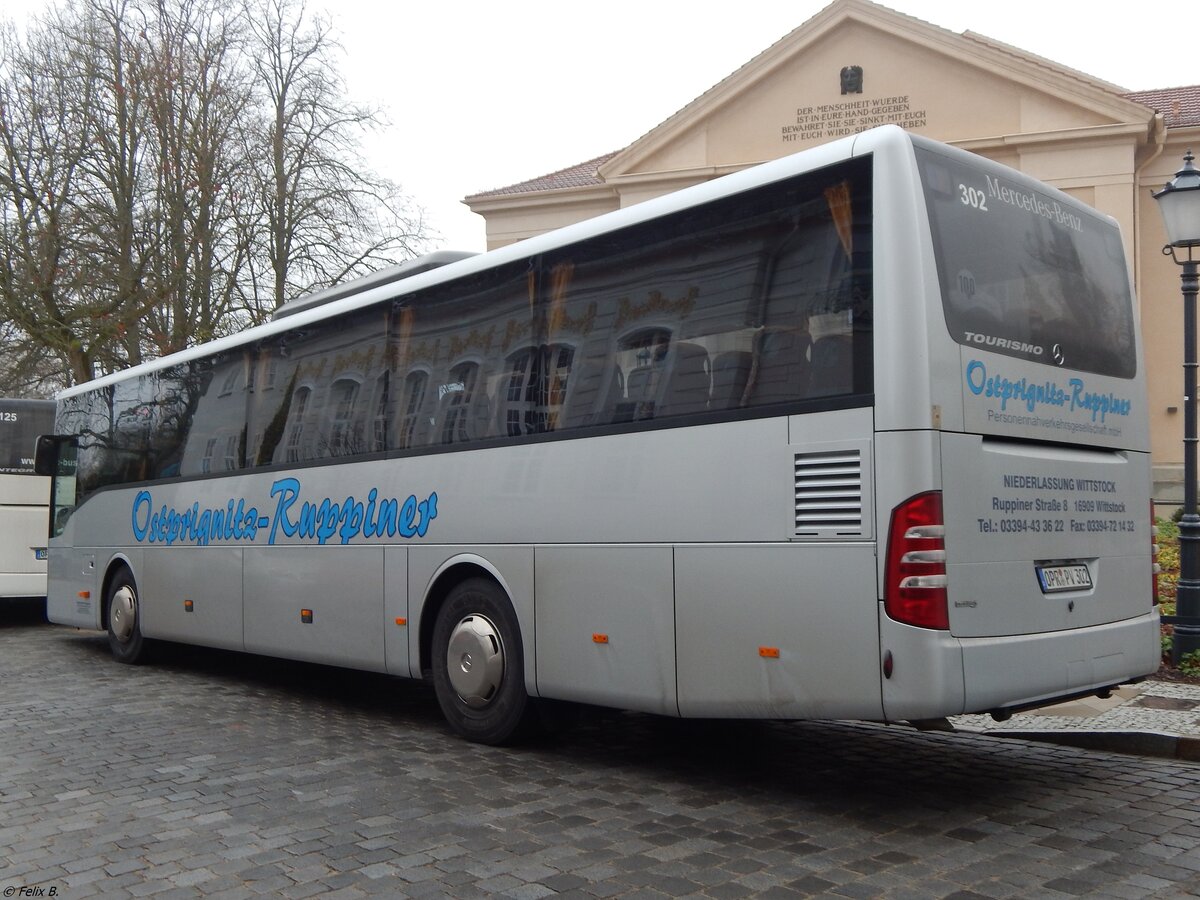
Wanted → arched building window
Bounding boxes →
[503,344,575,436]
[328,377,363,456]
[439,362,480,445]
[371,371,391,453]
[397,370,429,449]
[285,386,312,462]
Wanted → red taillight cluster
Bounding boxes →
[885,491,949,630]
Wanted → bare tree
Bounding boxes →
[0,13,97,386]
[1,0,164,382]
[70,0,160,371]
[0,0,429,390]
[0,316,61,396]
[140,0,254,350]
[241,0,426,315]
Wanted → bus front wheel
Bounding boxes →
[431,578,532,744]
[106,567,147,665]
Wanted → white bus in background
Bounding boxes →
[1,398,55,600]
[35,126,1160,744]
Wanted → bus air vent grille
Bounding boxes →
[793,448,863,538]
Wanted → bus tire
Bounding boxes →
[106,567,147,665]
[431,577,532,744]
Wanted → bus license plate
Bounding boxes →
[34,548,47,560]
[1036,564,1092,594]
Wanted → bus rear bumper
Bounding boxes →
[879,609,1161,721]
[958,612,1161,716]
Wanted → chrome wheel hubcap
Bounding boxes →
[446,614,504,708]
[110,586,137,643]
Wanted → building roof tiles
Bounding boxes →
[1124,85,1200,128]
[464,152,618,201]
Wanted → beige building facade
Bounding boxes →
[464,0,1200,500]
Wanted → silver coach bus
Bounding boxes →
[35,126,1160,743]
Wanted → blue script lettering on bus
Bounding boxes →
[964,359,1132,423]
[267,478,437,544]
[130,477,439,546]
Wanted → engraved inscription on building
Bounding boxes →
[781,95,927,143]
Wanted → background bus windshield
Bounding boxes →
[0,399,54,475]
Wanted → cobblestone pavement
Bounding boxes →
[1,608,1199,899]
[952,679,1200,760]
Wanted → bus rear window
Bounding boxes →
[915,145,1136,379]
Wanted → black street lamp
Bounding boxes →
[1153,150,1200,664]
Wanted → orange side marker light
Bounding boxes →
[592,633,609,644]
[759,646,780,659]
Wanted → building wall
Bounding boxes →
[1137,134,1200,495]
[465,0,1188,498]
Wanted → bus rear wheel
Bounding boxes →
[106,567,147,665]
[431,578,532,744]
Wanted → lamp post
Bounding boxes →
[1153,150,1200,664]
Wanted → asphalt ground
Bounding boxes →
[1,604,1198,899]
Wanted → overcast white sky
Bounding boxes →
[7,1,1199,252]
[330,1,1197,252]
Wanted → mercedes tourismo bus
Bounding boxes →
[1,398,54,599]
[35,126,1160,743]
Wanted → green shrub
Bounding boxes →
[1180,650,1200,677]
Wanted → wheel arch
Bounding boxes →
[418,554,519,680]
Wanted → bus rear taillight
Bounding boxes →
[885,491,949,630]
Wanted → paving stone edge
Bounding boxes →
[956,727,1200,761]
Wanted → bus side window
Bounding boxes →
[396,370,431,449]
[437,362,490,445]
[710,351,753,410]
[750,327,811,405]
[808,333,854,397]
[556,347,621,430]
[659,342,711,417]
[756,191,870,401]
[613,328,671,423]
[283,385,313,462]
[327,377,365,456]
